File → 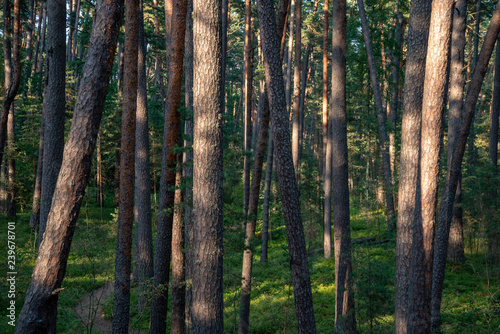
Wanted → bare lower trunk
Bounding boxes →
[260,132,273,263]
[6,105,16,217]
[30,109,45,230]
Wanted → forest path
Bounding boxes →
[73,282,147,334]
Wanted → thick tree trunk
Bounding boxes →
[150,0,188,330]
[38,0,66,248]
[191,0,224,330]
[331,0,356,331]
[111,0,138,330]
[431,2,500,330]
[488,36,500,267]
[357,0,396,232]
[394,0,431,332]
[446,0,467,264]
[14,0,123,329]
[292,0,302,173]
[257,0,317,331]
[409,0,453,331]
[135,3,154,312]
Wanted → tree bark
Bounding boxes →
[30,108,45,230]
[150,0,188,330]
[257,0,317,331]
[38,0,66,247]
[191,0,224,330]
[111,0,139,330]
[292,0,302,174]
[322,0,331,259]
[135,2,154,313]
[394,0,431,332]
[14,0,124,329]
[446,0,467,264]
[260,131,273,263]
[357,0,396,232]
[431,2,500,330]
[331,0,356,331]
[6,105,15,217]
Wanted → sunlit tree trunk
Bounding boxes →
[292,0,302,174]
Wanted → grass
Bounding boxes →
[1,199,499,333]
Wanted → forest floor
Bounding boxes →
[0,203,499,333]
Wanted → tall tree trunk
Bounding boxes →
[409,0,453,331]
[257,0,317,331]
[446,0,467,264]
[21,0,36,101]
[30,108,45,230]
[331,0,356,331]
[357,0,396,232]
[150,0,188,330]
[6,105,16,217]
[474,0,482,70]
[112,0,138,330]
[488,36,500,268]
[184,0,194,329]
[243,0,253,231]
[292,0,302,174]
[70,0,81,62]
[1,0,20,175]
[38,0,66,250]
[285,0,295,112]
[135,2,154,313]
[191,0,224,330]
[31,4,44,80]
[322,0,331,259]
[394,0,431,332]
[15,0,124,329]
[431,2,500,330]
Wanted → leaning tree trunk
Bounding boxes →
[446,0,467,264]
[14,0,124,330]
[38,0,66,248]
[257,0,317,331]
[191,0,224,330]
[331,0,356,331]
[150,0,188,330]
[135,1,154,313]
[409,0,453,331]
[394,0,431,332]
[432,3,500,330]
[357,0,396,232]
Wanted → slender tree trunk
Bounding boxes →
[331,0,356,331]
[409,0,453,331]
[286,0,295,113]
[71,0,81,62]
[38,0,66,250]
[21,0,36,101]
[431,3,500,330]
[150,0,188,330]
[474,0,482,70]
[114,148,120,206]
[14,0,124,329]
[112,0,138,330]
[292,0,302,173]
[6,105,15,218]
[30,108,45,230]
[446,0,467,264]
[257,0,317,331]
[322,0,331,259]
[135,2,154,312]
[260,131,273,263]
[31,4,44,80]
[1,0,20,175]
[243,0,253,231]
[394,0,431,332]
[184,0,194,329]
[357,0,396,232]
[37,11,47,76]
[191,0,224,330]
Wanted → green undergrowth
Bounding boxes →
[1,203,498,333]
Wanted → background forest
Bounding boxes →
[1,0,500,332]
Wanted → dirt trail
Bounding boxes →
[73,282,147,334]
